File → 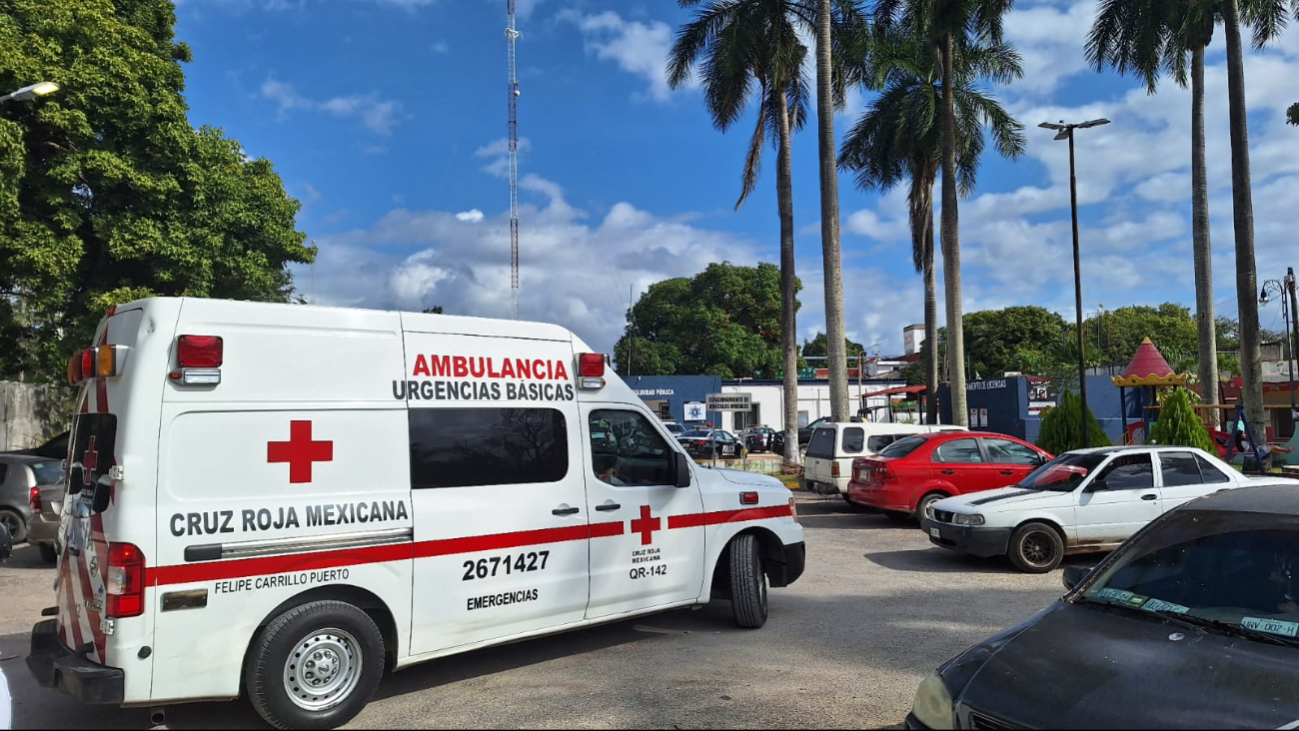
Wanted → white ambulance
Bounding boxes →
[26,298,805,730]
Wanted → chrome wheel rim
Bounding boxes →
[282,628,362,712]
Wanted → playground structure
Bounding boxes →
[1113,337,1298,470]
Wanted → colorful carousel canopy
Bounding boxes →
[1112,337,1190,388]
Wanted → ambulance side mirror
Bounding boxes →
[673,451,692,488]
[67,466,84,496]
[91,477,112,514]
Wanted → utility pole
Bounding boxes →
[507,0,522,320]
[1286,267,1299,415]
[627,284,635,377]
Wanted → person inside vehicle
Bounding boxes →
[593,454,625,486]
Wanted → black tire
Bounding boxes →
[245,601,385,730]
[1009,522,1065,574]
[0,509,27,544]
[914,493,948,523]
[728,534,768,629]
[38,543,57,564]
[884,511,912,525]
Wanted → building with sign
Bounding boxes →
[623,375,724,426]
[717,377,908,433]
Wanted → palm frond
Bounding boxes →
[1240,0,1293,48]
[737,95,769,210]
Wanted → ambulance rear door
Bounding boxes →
[401,316,589,656]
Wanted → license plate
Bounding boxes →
[929,527,942,539]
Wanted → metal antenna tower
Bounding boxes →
[507,0,521,319]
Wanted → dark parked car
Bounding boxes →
[798,417,832,446]
[678,429,744,460]
[907,484,1299,730]
[741,426,778,453]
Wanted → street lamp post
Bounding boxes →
[1041,118,1110,448]
[1261,275,1297,416]
[0,82,59,105]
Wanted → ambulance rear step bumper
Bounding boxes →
[27,619,124,704]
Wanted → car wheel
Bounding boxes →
[0,509,27,545]
[913,493,947,523]
[245,600,385,730]
[728,533,768,629]
[1009,522,1065,574]
[38,543,58,564]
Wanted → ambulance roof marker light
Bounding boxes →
[578,352,605,390]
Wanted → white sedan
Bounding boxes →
[921,445,1295,573]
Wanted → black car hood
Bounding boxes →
[955,602,1299,729]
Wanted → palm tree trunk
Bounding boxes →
[939,34,967,427]
[922,184,939,426]
[816,0,849,422]
[1223,0,1265,443]
[1190,43,1219,423]
[777,85,800,465]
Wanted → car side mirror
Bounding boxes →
[67,465,84,495]
[92,476,113,514]
[1062,565,1092,591]
[673,451,692,488]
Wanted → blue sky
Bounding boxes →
[174,0,1299,357]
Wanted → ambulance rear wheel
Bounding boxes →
[245,601,384,730]
[728,533,768,629]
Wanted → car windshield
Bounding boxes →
[681,430,710,438]
[879,435,927,459]
[1080,510,1299,646]
[1018,452,1109,491]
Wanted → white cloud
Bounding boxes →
[455,209,485,223]
[260,77,402,135]
[559,10,681,102]
[431,40,449,54]
[475,137,532,177]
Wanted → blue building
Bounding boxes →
[623,375,724,426]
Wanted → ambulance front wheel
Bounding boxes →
[728,533,769,629]
[245,600,385,730]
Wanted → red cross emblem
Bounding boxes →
[631,505,661,546]
[81,437,98,486]
[267,421,334,484]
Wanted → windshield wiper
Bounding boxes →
[1145,610,1299,648]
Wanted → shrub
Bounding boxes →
[1148,388,1215,453]
[1036,391,1111,455]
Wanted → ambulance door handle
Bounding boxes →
[595,502,621,512]
[552,506,580,516]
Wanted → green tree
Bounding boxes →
[1288,102,1299,125]
[1036,391,1111,455]
[1088,0,1222,416]
[1084,303,1199,371]
[669,0,812,464]
[963,308,1064,382]
[876,0,1022,429]
[613,262,800,380]
[840,24,1023,424]
[1148,387,1216,452]
[422,306,444,314]
[802,332,865,359]
[0,0,312,383]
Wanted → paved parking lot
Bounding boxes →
[0,494,1086,729]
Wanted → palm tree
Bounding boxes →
[1088,0,1223,422]
[876,0,1019,427]
[816,0,850,422]
[840,29,1024,426]
[668,0,810,465]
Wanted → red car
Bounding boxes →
[846,431,1053,523]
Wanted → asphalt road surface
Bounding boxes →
[0,494,1086,729]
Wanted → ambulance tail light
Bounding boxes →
[171,335,223,386]
[106,543,145,619]
[67,345,127,384]
[578,352,606,390]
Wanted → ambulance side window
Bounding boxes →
[590,410,673,487]
[409,408,568,489]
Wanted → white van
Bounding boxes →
[803,422,966,499]
[26,298,805,730]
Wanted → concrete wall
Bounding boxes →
[0,382,69,451]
